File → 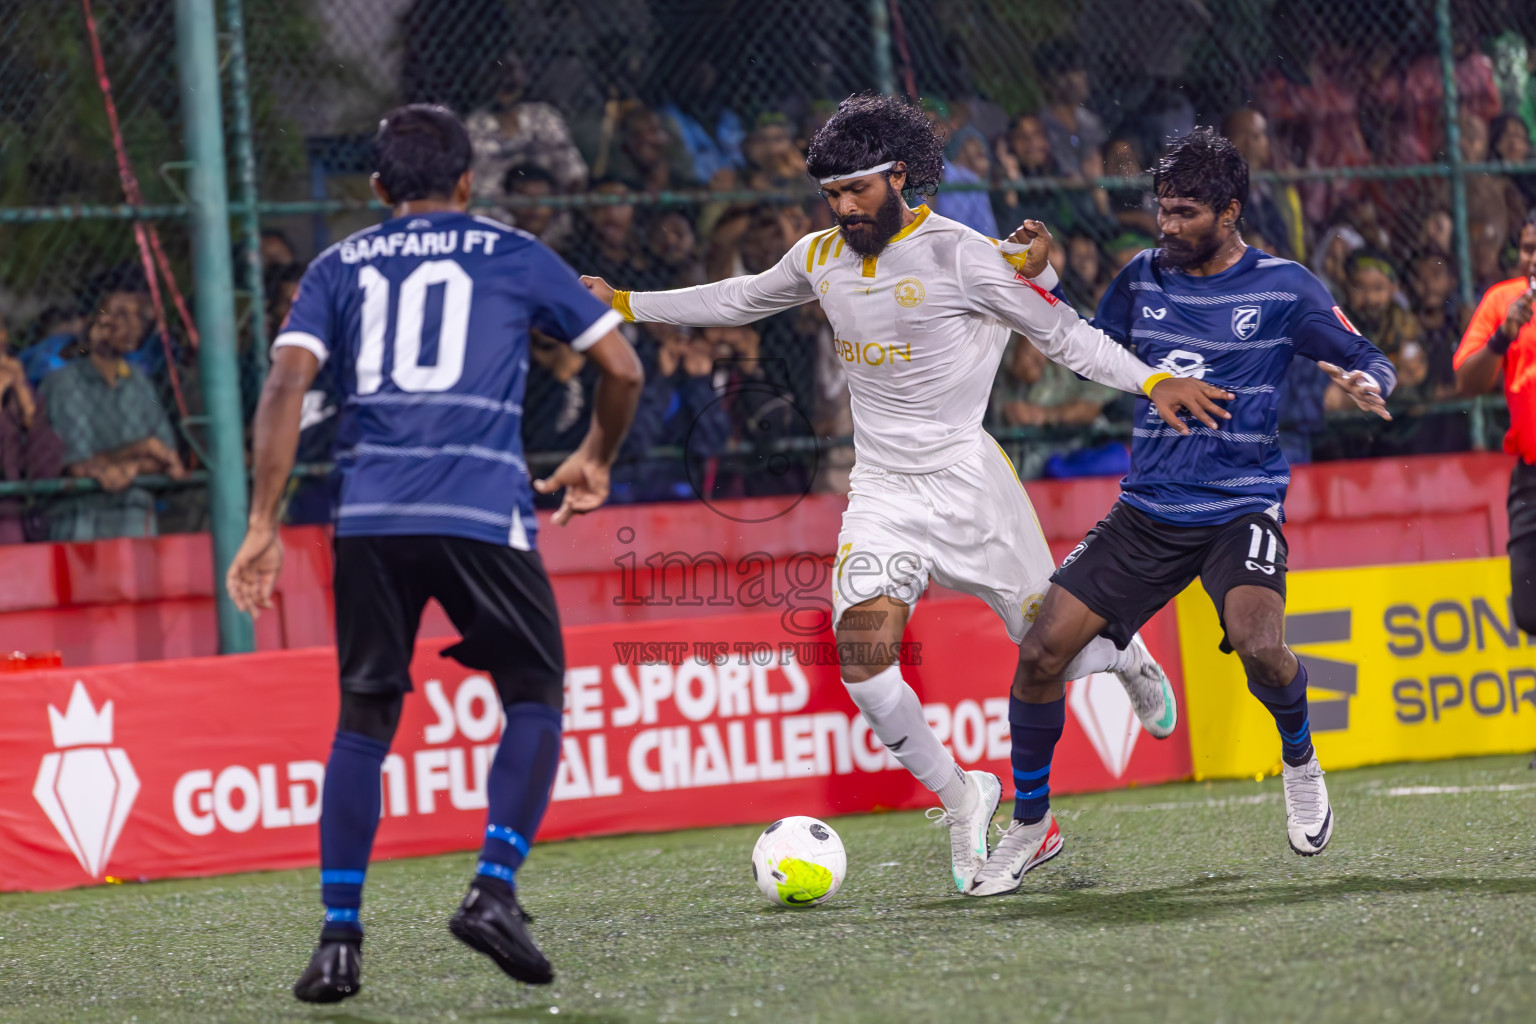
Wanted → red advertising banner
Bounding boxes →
[0,599,1190,892]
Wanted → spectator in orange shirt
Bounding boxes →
[1455,213,1536,644]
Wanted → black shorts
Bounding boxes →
[1509,458,1536,548]
[1050,501,1288,650]
[334,535,565,708]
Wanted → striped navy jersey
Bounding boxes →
[274,210,620,549]
[1095,246,1396,526]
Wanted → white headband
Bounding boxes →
[818,161,895,185]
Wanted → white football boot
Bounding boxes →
[926,770,1001,892]
[1114,633,1178,739]
[966,812,1064,897]
[1282,753,1334,855]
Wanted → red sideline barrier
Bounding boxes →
[0,452,1516,666]
[0,600,1188,892]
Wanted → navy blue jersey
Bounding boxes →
[1095,246,1396,525]
[274,211,620,548]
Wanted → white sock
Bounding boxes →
[844,663,969,809]
[1062,635,1135,679]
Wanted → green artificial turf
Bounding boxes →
[5,755,1536,1023]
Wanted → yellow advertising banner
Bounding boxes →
[1177,557,1536,779]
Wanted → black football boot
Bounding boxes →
[292,927,362,1003]
[448,880,554,985]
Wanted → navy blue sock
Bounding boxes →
[1249,659,1313,767]
[1009,696,1065,824]
[318,729,388,935]
[476,702,563,889]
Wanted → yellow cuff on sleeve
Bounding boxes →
[612,289,636,323]
[1141,371,1173,395]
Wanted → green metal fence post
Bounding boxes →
[1436,0,1474,307]
[175,0,255,654]
[225,0,267,380]
[870,0,895,97]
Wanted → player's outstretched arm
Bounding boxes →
[226,345,319,618]
[961,236,1233,426]
[534,328,644,526]
[1293,280,1399,422]
[1318,362,1391,421]
[580,241,817,328]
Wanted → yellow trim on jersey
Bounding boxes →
[992,437,1024,487]
[833,236,845,258]
[1141,371,1173,394]
[862,255,878,278]
[805,227,838,272]
[990,438,1046,540]
[612,290,636,322]
[887,204,931,244]
[817,233,836,266]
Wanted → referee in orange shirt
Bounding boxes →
[1456,212,1536,764]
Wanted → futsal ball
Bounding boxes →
[750,815,846,907]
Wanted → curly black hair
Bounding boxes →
[1153,126,1249,218]
[805,93,945,197]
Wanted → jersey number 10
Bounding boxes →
[356,259,472,394]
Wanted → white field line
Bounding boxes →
[1071,793,1281,815]
[1382,782,1536,796]
[1066,781,1536,815]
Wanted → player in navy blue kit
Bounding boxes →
[225,106,642,998]
[970,129,1394,896]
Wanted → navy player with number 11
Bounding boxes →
[970,128,1396,896]
[225,106,643,997]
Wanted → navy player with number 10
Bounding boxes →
[970,129,1396,897]
[224,105,643,999]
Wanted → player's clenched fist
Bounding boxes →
[1147,376,1235,434]
[1003,219,1054,279]
[580,275,615,306]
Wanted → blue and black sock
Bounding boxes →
[318,729,389,937]
[476,702,563,893]
[1249,659,1314,767]
[1009,696,1065,825]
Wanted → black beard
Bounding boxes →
[837,184,905,257]
[1157,232,1224,271]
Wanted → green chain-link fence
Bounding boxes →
[3,0,1536,643]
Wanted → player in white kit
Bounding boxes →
[581,95,1232,891]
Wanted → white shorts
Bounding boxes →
[831,438,1057,643]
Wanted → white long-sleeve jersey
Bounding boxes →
[616,205,1167,473]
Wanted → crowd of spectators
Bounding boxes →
[4,29,1536,541]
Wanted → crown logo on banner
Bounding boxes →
[1067,673,1142,779]
[33,682,139,879]
[48,681,115,747]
